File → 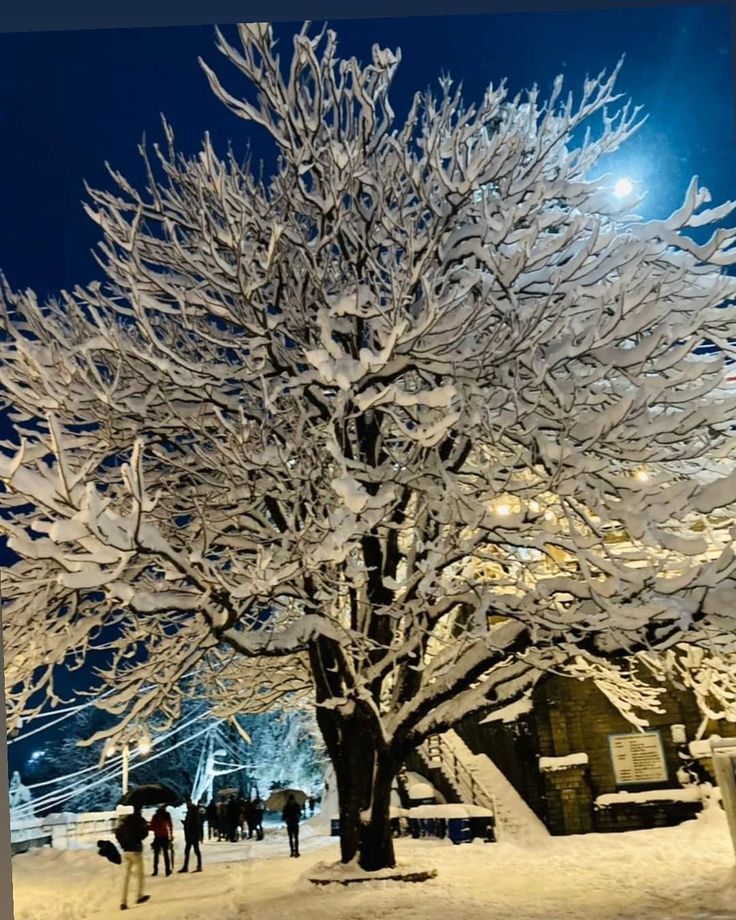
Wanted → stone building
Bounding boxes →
[453,673,736,836]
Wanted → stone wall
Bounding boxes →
[541,763,593,835]
[593,799,702,833]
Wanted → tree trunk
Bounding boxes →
[315,699,396,871]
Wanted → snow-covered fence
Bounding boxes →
[10,810,118,853]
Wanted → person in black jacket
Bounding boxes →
[178,799,203,873]
[205,799,219,839]
[114,805,151,910]
[226,796,240,843]
[282,794,302,858]
[252,796,265,841]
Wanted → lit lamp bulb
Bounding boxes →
[137,739,151,756]
[105,744,117,759]
[614,177,634,199]
[496,503,511,517]
[635,469,650,483]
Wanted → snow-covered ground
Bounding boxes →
[10,808,736,920]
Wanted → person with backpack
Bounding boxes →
[282,794,302,858]
[114,804,151,911]
[149,806,173,877]
[178,799,203,873]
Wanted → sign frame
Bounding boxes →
[607,730,668,786]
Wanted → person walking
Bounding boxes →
[252,796,265,841]
[242,798,255,840]
[198,800,206,844]
[149,806,173,877]
[115,804,151,911]
[226,796,240,843]
[217,800,227,840]
[205,799,219,840]
[178,799,203,873]
[282,794,302,858]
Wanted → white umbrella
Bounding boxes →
[266,788,308,811]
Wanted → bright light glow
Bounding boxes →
[635,469,650,483]
[495,503,511,517]
[137,740,151,755]
[544,510,556,523]
[105,744,117,758]
[614,177,634,199]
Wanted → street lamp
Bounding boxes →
[106,734,152,796]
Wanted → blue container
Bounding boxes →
[330,819,340,837]
[447,817,471,845]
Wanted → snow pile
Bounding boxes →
[303,856,438,885]
[595,787,702,807]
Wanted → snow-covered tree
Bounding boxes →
[4,22,736,870]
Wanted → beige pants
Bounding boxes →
[121,851,145,906]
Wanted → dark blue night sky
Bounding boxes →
[2,4,735,771]
[0,5,733,299]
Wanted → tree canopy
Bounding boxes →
[3,22,736,868]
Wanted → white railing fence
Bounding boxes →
[12,810,121,851]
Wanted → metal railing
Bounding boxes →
[420,733,494,810]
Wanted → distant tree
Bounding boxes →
[4,23,736,871]
[15,700,323,813]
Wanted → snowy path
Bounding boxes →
[10,809,736,920]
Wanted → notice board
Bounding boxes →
[608,731,668,785]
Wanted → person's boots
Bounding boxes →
[178,865,188,873]
[137,896,150,905]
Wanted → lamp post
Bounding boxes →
[122,743,130,796]
[106,736,151,797]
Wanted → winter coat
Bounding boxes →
[150,810,173,840]
[183,805,203,843]
[226,800,240,825]
[282,800,302,828]
[206,802,218,823]
[115,813,149,853]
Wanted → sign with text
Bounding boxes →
[608,731,668,785]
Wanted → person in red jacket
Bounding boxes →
[149,806,173,877]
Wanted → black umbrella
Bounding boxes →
[118,783,182,808]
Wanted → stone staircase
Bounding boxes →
[417,729,550,843]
